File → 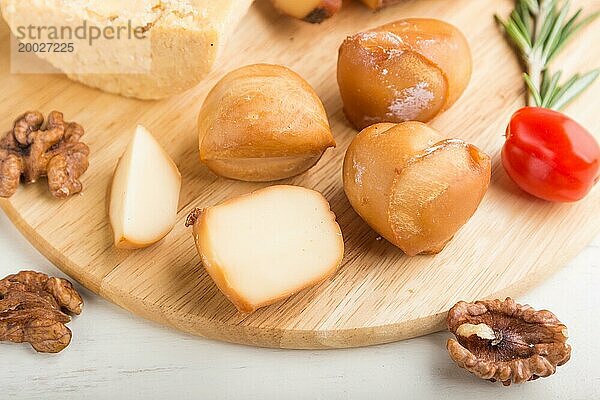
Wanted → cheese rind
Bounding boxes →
[0,0,254,99]
[192,185,344,313]
[198,64,336,182]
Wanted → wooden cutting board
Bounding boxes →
[1,0,599,349]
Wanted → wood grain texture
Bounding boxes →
[1,0,599,349]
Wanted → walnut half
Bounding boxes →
[0,271,83,353]
[446,298,571,386]
[0,111,90,198]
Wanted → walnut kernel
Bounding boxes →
[447,298,571,386]
[0,111,90,198]
[0,271,83,353]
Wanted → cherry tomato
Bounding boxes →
[502,107,600,202]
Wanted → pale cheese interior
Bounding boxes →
[110,126,181,246]
[200,186,343,307]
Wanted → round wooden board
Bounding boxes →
[1,0,599,349]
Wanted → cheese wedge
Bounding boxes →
[189,185,344,313]
[109,125,181,249]
[0,0,253,99]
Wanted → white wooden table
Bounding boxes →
[0,210,597,399]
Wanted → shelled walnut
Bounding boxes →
[0,111,90,198]
[0,271,83,353]
[447,298,571,386]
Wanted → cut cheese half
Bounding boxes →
[109,125,181,249]
[191,185,344,313]
[0,0,254,99]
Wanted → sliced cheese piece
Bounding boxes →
[109,125,181,249]
[191,185,344,313]
[0,0,253,99]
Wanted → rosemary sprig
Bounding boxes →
[495,0,599,110]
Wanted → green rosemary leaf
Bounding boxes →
[523,0,539,14]
[550,11,600,61]
[542,1,571,62]
[511,10,531,40]
[517,0,532,33]
[569,10,600,34]
[561,8,583,37]
[551,69,600,110]
[496,0,599,109]
[546,74,579,108]
[511,15,532,46]
[541,71,562,108]
[523,73,543,106]
[536,5,557,48]
[540,70,551,99]
[540,69,551,97]
[500,16,532,52]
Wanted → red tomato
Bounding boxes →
[502,107,600,202]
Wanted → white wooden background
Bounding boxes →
[0,211,598,399]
